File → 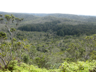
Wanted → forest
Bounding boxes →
[0,12,96,72]
[18,21,96,36]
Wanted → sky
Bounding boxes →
[0,0,96,16]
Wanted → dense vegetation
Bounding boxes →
[18,21,96,36]
[0,12,96,72]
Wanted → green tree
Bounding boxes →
[0,14,3,24]
[0,14,24,70]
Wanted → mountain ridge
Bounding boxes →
[0,11,96,25]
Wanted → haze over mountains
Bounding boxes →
[0,11,96,25]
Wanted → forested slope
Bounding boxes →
[1,12,96,72]
[18,21,96,36]
[1,11,96,25]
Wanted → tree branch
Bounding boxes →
[0,56,6,66]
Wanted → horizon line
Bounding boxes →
[0,11,96,17]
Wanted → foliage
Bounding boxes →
[0,14,24,71]
[10,28,16,32]
[18,22,96,36]
[14,30,96,68]
[0,60,96,72]
[0,32,7,39]
[1,12,96,72]
[0,14,2,17]
[23,55,29,64]
[5,15,12,21]
[0,60,60,72]
[60,60,96,72]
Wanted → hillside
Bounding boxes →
[1,12,96,72]
[1,11,96,25]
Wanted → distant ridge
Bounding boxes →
[0,11,96,25]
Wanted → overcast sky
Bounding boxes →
[0,0,96,16]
